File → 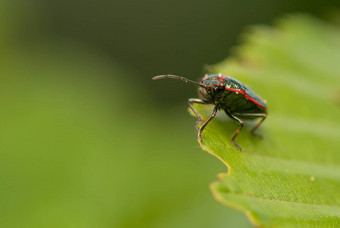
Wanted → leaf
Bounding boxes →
[193,15,340,227]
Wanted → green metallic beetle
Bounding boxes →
[153,73,267,150]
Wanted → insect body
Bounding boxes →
[152,73,267,150]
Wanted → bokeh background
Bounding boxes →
[0,0,338,227]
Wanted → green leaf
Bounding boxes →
[193,15,340,227]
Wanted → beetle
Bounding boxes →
[152,73,267,150]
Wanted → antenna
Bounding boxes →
[152,75,201,86]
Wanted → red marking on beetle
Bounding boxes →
[217,75,230,82]
[224,87,266,110]
[224,87,245,95]
[202,75,229,88]
[245,94,266,110]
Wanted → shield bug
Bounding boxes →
[152,73,267,150]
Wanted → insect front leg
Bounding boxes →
[198,106,218,142]
[225,111,244,151]
[233,113,267,138]
[188,98,208,132]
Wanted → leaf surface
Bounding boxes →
[194,15,340,227]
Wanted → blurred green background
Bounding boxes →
[0,0,338,227]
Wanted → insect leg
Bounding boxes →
[188,98,208,131]
[233,113,266,137]
[225,111,243,151]
[198,106,218,142]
